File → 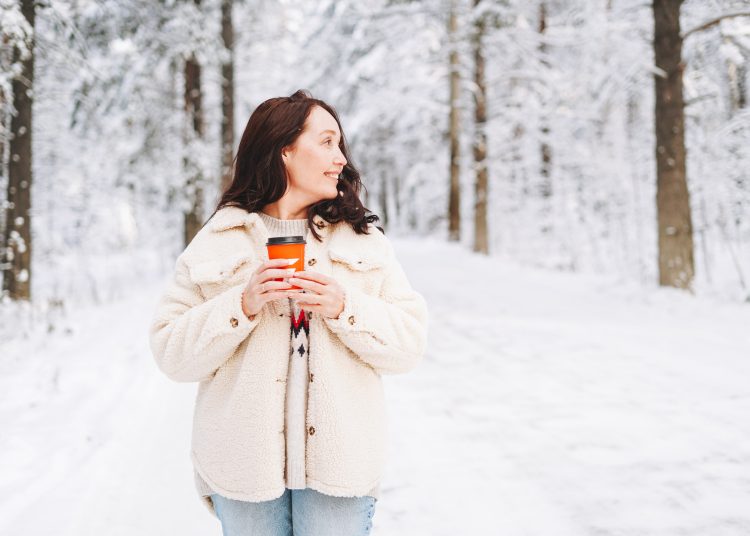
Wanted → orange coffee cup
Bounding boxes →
[266,236,306,290]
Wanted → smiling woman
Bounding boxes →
[211,89,380,242]
[266,106,348,219]
[148,89,429,536]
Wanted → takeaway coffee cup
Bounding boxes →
[266,236,306,290]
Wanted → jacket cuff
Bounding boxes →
[226,284,261,331]
[198,283,263,350]
[323,284,373,336]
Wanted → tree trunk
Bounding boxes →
[723,36,746,114]
[472,0,488,254]
[220,0,235,194]
[2,0,35,301]
[538,2,552,199]
[183,0,205,247]
[448,0,461,242]
[653,0,695,290]
[379,168,388,228]
[183,49,205,247]
[0,83,5,273]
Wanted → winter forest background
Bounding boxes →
[1,0,749,329]
[3,1,750,534]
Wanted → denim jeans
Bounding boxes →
[209,488,377,536]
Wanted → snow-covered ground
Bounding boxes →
[2,237,750,535]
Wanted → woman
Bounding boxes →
[148,89,428,535]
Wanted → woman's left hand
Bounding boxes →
[287,271,345,319]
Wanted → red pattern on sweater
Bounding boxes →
[291,307,310,337]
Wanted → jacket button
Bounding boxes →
[230,317,239,328]
[308,426,316,436]
[348,315,355,325]
[307,311,312,320]
[308,258,316,266]
[309,373,314,383]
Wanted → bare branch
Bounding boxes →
[681,12,750,40]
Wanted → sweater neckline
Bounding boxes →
[258,211,308,223]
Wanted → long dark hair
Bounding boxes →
[209,89,381,241]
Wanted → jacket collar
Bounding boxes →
[208,206,388,271]
[208,206,329,234]
[209,206,260,232]
[326,221,389,270]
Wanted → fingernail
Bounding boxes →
[286,268,296,274]
[286,258,298,265]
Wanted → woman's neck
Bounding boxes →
[261,198,308,220]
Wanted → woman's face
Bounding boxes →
[282,106,348,205]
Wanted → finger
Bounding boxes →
[259,280,294,293]
[290,293,323,306]
[259,267,299,281]
[287,276,326,293]
[255,258,298,275]
[298,303,323,314]
[293,271,331,284]
[266,291,297,302]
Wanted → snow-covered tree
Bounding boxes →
[1,0,35,302]
[2,0,750,340]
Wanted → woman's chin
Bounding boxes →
[310,190,339,205]
[324,188,340,200]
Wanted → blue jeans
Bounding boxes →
[210,488,377,536]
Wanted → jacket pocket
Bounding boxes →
[189,255,259,298]
[327,248,386,272]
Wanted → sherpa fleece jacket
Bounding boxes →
[193,213,380,503]
[148,206,428,516]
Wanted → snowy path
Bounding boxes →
[2,237,750,535]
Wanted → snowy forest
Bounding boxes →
[2,0,749,325]
[2,1,750,535]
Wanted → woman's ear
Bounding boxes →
[281,142,295,160]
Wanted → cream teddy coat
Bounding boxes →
[148,206,428,514]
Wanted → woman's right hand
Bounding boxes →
[241,258,301,318]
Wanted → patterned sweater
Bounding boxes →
[195,211,380,501]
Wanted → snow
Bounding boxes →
[8,230,26,253]
[109,37,136,56]
[4,0,746,307]
[2,237,750,535]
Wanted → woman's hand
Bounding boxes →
[241,259,299,318]
[287,271,345,319]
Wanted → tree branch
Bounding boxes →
[682,12,750,40]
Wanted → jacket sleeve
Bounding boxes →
[322,248,428,375]
[148,255,263,383]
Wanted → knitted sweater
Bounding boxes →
[194,211,380,501]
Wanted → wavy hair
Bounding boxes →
[209,89,382,241]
